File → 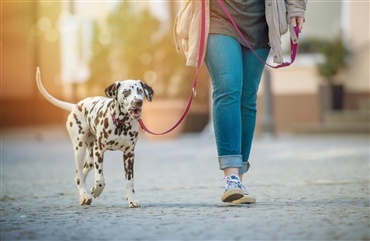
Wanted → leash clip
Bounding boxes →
[192,87,197,97]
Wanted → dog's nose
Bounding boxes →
[132,99,143,107]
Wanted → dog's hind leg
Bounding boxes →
[83,138,95,181]
[73,144,93,205]
[90,144,106,198]
[67,114,93,205]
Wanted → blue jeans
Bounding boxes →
[205,34,270,174]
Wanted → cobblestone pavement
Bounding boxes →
[1,125,369,241]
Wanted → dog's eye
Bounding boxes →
[137,88,143,95]
[122,89,131,98]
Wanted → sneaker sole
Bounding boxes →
[221,188,244,202]
[232,195,256,204]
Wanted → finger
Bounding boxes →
[298,18,304,31]
[291,17,297,27]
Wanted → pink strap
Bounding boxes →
[138,0,206,135]
[216,0,299,69]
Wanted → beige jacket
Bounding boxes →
[174,0,307,67]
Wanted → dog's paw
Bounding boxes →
[91,180,105,198]
[128,200,140,208]
[80,192,93,205]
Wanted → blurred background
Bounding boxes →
[1,1,369,137]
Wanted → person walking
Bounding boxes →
[175,0,306,204]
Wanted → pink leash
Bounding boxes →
[138,0,206,135]
[139,0,299,135]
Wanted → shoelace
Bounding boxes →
[224,176,242,190]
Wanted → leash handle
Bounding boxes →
[216,0,299,69]
[138,0,206,135]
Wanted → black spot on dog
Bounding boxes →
[95,152,103,163]
[96,105,104,117]
[103,129,109,139]
[104,118,109,129]
[73,115,84,134]
[98,156,103,163]
[102,109,108,119]
[126,152,134,158]
[90,101,99,114]
[98,137,104,150]
[94,116,99,126]
[107,101,112,108]
[107,140,115,145]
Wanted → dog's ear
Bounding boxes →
[105,82,120,98]
[140,81,154,102]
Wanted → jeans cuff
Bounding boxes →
[218,155,243,170]
[239,162,251,174]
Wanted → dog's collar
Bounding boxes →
[111,114,126,125]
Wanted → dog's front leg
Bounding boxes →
[123,148,140,208]
[90,145,106,198]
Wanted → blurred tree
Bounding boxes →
[87,1,207,100]
[86,21,111,90]
[303,36,350,111]
[315,37,348,85]
[107,2,160,79]
[300,36,348,85]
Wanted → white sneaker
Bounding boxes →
[221,174,244,202]
[232,183,256,204]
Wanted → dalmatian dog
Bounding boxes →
[35,68,153,208]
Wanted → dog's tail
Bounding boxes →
[36,67,75,112]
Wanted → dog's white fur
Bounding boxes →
[36,68,153,207]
